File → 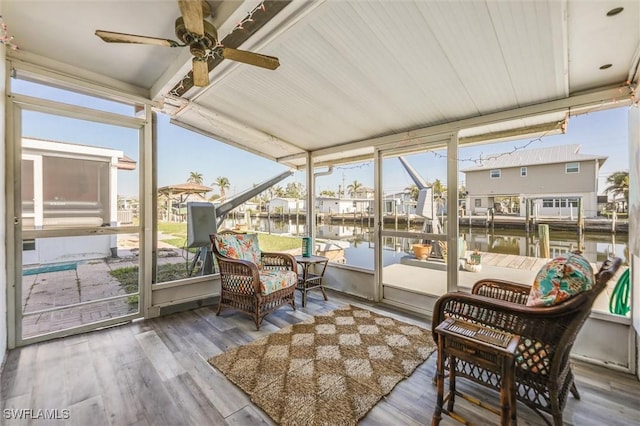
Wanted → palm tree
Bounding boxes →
[212,176,231,201]
[604,171,629,204]
[187,171,203,185]
[347,180,363,198]
[273,185,285,197]
[405,184,420,201]
[432,179,446,197]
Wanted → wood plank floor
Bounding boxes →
[2,291,639,426]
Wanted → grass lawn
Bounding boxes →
[158,222,187,237]
[257,233,302,252]
[110,231,302,300]
[158,221,301,252]
[110,263,190,295]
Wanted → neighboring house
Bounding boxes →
[236,201,259,214]
[382,192,417,216]
[22,138,135,264]
[352,186,374,199]
[462,144,607,218]
[316,197,372,215]
[117,196,138,224]
[268,197,305,214]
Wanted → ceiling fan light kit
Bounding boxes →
[94,0,280,87]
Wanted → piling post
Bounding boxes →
[577,198,584,238]
[611,210,617,234]
[394,205,398,230]
[267,209,271,234]
[490,207,495,231]
[539,224,550,258]
[525,199,531,234]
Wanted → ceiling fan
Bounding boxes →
[95,0,280,87]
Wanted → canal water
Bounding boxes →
[226,218,628,270]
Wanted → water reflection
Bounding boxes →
[227,218,628,268]
[461,228,627,263]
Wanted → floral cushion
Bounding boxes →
[258,269,297,295]
[526,252,594,307]
[214,233,263,268]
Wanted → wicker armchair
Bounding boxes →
[210,231,297,330]
[432,257,622,425]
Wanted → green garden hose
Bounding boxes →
[609,268,630,316]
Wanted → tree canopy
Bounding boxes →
[212,176,231,200]
[347,180,364,197]
[405,184,420,201]
[604,171,629,203]
[187,171,203,185]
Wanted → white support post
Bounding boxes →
[306,152,315,254]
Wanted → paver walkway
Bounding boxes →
[21,245,188,339]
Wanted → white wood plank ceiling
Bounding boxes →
[4,0,639,167]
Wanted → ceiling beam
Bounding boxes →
[306,85,633,161]
[170,103,305,160]
[168,0,292,97]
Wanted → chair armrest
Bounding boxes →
[472,279,531,305]
[261,252,296,271]
[432,291,582,342]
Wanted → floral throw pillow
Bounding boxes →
[214,233,263,268]
[526,252,595,307]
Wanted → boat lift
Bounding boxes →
[186,168,295,276]
[398,157,443,234]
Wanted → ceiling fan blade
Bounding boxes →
[178,0,204,36]
[95,30,180,47]
[192,57,210,87]
[221,48,280,70]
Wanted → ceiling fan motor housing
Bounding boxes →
[175,17,217,57]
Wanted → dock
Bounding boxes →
[257,212,628,233]
[382,252,627,316]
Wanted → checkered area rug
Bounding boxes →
[208,305,436,425]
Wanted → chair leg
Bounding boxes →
[216,301,222,316]
[254,306,261,331]
[549,386,563,426]
[570,382,581,400]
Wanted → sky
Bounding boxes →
[14,79,630,198]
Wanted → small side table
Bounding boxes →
[294,255,329,307]
[432,318,520,426]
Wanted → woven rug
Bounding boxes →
[208,305,436,425]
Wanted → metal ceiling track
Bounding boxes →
[169,0,292,97]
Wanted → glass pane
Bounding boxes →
[315,161,374,268]
[458,107,630,316]
[380,146,452,306]
[21,111,139,232]
[155,114,295,283]
[382,150,447,234]
[12,77,137,116]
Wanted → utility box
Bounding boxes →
[187,202,217,248]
